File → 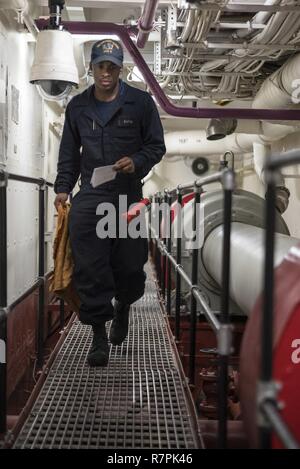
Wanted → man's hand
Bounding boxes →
[54,193,68,211]
[113,157,135,174]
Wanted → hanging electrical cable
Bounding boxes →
[160,0,300,101]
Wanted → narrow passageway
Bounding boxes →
[13,264,201,449]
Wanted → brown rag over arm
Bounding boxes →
[49,204,81,313]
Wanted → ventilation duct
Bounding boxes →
[253,53,300,109]
[206,118,238,141]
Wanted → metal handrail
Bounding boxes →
[260,400,299,449]
[0,170,55,435]
[258,150,300,449]
[149,168,234,448]
[153,234,221,333]
[149,156,300,449]
[0,170,54,188]
[8,270,53,312]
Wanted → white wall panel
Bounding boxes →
[5,32,42,177]
[0,24,46,304]
[7,181,38,305]
[0,23,7,165]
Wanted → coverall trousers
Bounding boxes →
[69,190,148,326]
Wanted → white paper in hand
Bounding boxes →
[90,165,117,188]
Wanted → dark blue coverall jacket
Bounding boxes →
[54,82,166,325]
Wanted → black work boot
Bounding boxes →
[109,301,130,346]
[87,323,109,367]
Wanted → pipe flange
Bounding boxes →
[201,189,289,292]
[170,188,289,305]
[137,17,154,34]
[185,189,289,294]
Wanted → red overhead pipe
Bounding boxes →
[35,19,300,121]
[137,0,159,49]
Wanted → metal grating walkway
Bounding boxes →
[14,264,201,449]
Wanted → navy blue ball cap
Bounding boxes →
[91,39,123,68]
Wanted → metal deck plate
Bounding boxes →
[14,268,200,449]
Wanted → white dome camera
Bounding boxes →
[30,29,79,101]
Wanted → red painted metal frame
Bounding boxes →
[240,243,300,448]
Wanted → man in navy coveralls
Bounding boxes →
[54,39,166,366]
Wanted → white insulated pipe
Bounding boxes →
[202,222,300,315]
[235,0,282,39]
[252,142,286,187]
[253,142,270,183]
[0,0,27,8]
[164,125,298,157]
[252,0,282,26]
[253,53,300,109]
[164,131,257,156]
[0,0,39,38]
